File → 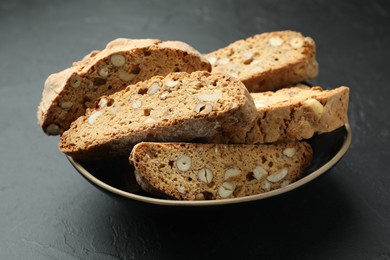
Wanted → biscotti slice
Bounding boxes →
[219,84,350,144]
[129,141,313,200]
[37,38,211,135]
[205,30,318,92]
[59,71,257,160]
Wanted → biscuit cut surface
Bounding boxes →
[205,30,318,92]
[215,84,350,144]
[130,142,313,200]
[38,38,211,135]
[59,71,257,160]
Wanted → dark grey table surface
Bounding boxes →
[1,0,390,259]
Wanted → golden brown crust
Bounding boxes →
[37,38,211,135]
[59,71,257,160]
[130,141,313,200]
[205,30,318,92]
[212,84,350,144]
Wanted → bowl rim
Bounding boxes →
[67,123,352,207]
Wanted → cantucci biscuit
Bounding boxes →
[205,31,318,92]
[59,71,257,160]
[130,142,313,200]
[38,38,211,135]
[214,84,349,144]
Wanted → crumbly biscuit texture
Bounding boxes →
[213,84,349,144]
[38,38,211,135]
[59,71,257,160]
[205,30,318,92]
[130,141,313,200]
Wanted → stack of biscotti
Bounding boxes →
[37,32,350,201]
[128,84,349,200]
[37,38,211,135]
[127,32,348,200]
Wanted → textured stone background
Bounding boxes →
[1,0,389,259]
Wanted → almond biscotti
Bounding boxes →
[37,38,211,135]
[205,30,318,92]
[215,84,349,144]
[130,141,313,200]
[59,71,257,160]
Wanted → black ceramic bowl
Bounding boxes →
[66,123,352,207]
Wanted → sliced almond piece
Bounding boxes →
[267,168,288,183]
[196,90,222,102]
